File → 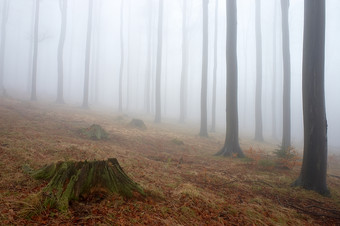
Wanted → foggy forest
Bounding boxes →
[0,0,339,224]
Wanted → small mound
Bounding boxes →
[128,119,147,130]
[172,138,184,145]
[79,124,108,140]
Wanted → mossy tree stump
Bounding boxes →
[128,119,147,130]
[32,158,144,211]
[79,124,108,140]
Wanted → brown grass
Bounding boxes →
[0,97,339,225]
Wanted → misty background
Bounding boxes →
[1,0,339,150]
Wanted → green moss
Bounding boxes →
[79,124,108,140]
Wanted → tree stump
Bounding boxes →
[32,158,144,211]
[128,119,147,130]
[79,124,108,140]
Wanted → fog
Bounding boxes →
[1,0,340,150]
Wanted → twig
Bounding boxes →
[286,203,340,219]
[304,205,340,215]
[329,174,340,180]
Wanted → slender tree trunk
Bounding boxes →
[144,0,152,114]
[179,0,188,123]
[211,0,218,132]
[0,0,9,95]
[272,0,277,139]
[254,0,263,141]
[199,0,209,137]
[82,0,94,108]
[119,0,124,112]
[56,0,67,104]
[281,0,291,150]
[215,0,244,158]
[293,0,328,195]
[31,0,40,101]
[27,1,35,95]
[154,0,163,123]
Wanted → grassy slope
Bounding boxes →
[0,97,339,225]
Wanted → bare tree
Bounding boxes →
[82,0,94,108]
[154,0,164,123]
[56,0,67,104]
[272,0,278,138]
[211,0,218,132]
[119,0,124,112]
[293,0,329,195]
[215,0,244,157]
[179,0,189,123]
[30,0,41,101]
[144,0,153,114]
[199,0,209,137]
[254,0,263,141]
[280,0,291,150]
[0,0,9,95]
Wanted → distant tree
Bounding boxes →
[215,0,244,157]
[0,0,9,95]
[293,0,329,195]
[154,0,164,123]
[31,0,41,101]
[211,0,218,132]
[82,0,94,108]
[280,0,291,150]
[56,0,67,104]
[144,0,153,114]
[254,0,263,141]
[179,0,189,123]
[272,0,277,138]
[199,0,209,137]
[119,0,124,112]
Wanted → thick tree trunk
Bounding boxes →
[82,0,94,108]
[154,0,164,123]
[254,0,263,141]
[215,0,244,158]
[179,0,188,123]
[56,0,67,104]
[281,0,291,150]
[119,0,124,112]
[31,0,40,101]
[293,0,329,195]
[199,0,209,137]
[0,0,8,95]
[32,158,144,211]
[211,0,218,132]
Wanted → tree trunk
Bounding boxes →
[281,0,291,150]
[254,0,263,141]
[56,0,67,104]
[179,0,188,123]
[272,0,277,139]
[82,0,94,108]
[154,0,164,123]
[211,0,218,132]
[119,0,124,112]
[215,0,244,158]
[199,0,208,137]
[0,0,8,95]
[293,0,329,195]
[144,0,153,114]
[32,158,144,212]
[31,0,40,101]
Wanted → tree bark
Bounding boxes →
[31,0,40,101]
[293,0,329,195]
[144,0,153,114]
[211,0,218,132]
[32,158,144,211]
[199,0,209,137]
[154,0,164,123]
[215,0,244,158]
[82,0,94,108]
[119,0,124,112]
[0,0,8,95]
[56,0,67,104]
[254,0,263,141]
[272,0,277,139]
[280,0,291,150]
[179,0,189,123]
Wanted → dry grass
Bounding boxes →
[0,97,339,225]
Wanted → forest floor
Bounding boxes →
[0,97,340,225]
